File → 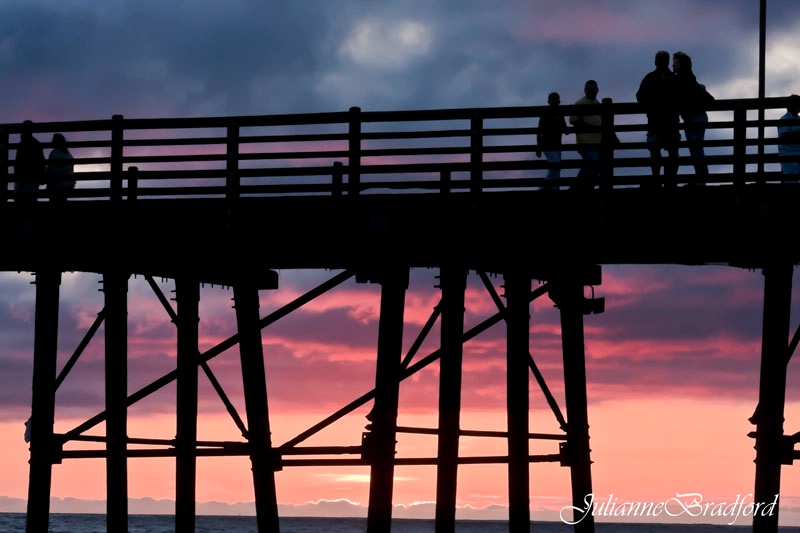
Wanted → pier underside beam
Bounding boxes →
[753,263,793,533]
[504,271,531,532]
[104,270,128,532]
[366,267,409,533]
[233,283,281,533]
[25,270,61,533]
[434,266,467,533]
[175,277,200,533]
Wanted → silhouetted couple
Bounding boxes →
[14,120,75,206]
[637,50,712,187]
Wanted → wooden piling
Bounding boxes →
[366,267,409,532]
[434,266,467,532]
[504,271,531,532]
[175,277,200,533]
[25,271,61,533]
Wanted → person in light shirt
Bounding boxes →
[569,80,602,183]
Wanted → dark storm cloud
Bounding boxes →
[0,1,339,119]
[4,0,796,123]
[595,265,767,343]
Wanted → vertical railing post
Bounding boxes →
[348,107,362,198]
[233,282,281,532]
[752,263,793,533]
[440,170,451,195]
[103,270,128,533]
[504,270,531,533]
[434,266,467,533]
[758,0,767,181]
[733,102,747,186]
[366,267,409,533]
[226,123,240,230]
[0,127,8,205]
[127,167,138,202]
[175,277,199,533]
[600,98,615,190]
[25,270,62,533]
[110,115,124,204]
[470,114,483,195]
[332,161,344,198]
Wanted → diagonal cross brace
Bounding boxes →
[63,269,355,440]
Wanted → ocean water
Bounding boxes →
[2,514,800,532]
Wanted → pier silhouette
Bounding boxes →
[10,96,800,533]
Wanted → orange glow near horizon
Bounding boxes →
[5,398,800,523]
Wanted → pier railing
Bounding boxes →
[1,96,798,203]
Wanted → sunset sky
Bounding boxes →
[2,0,800,526]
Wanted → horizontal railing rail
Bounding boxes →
[1,96,799,203]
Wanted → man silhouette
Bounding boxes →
[570,80,602,186]
[637,51,680,186]
[536,91,570,189]
[13,120,45,207]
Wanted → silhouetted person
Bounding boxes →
[13,120,45,207]
[45,133,75,202]
[637,51,680,186]
[777,94,800,183]
[673,51,713,179]
[536,91,570,189]
[570,80,602,186]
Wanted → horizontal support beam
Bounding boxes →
[395,425,566,440]
[59,449,562,466]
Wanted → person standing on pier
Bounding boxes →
[777,94,800,182]
[536,91,570,190]
[569,80,602,186]
[45,133,75,202]
[636,50,680,186]
[13,120,45,206]
[673,51,713,179]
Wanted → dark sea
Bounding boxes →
[2,514,800,532]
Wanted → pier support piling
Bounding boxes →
[175,277,200,533]
[504,271,531,532]
[434,266,467,533]
[25,270,62,533]
[366,267,409,533]
[103,270,129,533]
[753,263,793,533]
[233,283,281,532]
[554,276,595,532]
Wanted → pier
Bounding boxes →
[9,96,800,532]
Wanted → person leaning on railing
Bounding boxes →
[777,94,800,184]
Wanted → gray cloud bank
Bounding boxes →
[1,1,799,123]
[0,494,514,520]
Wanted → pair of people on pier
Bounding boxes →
[13,121,75,204]
[637,50,712,186]
[535,79,605,189]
